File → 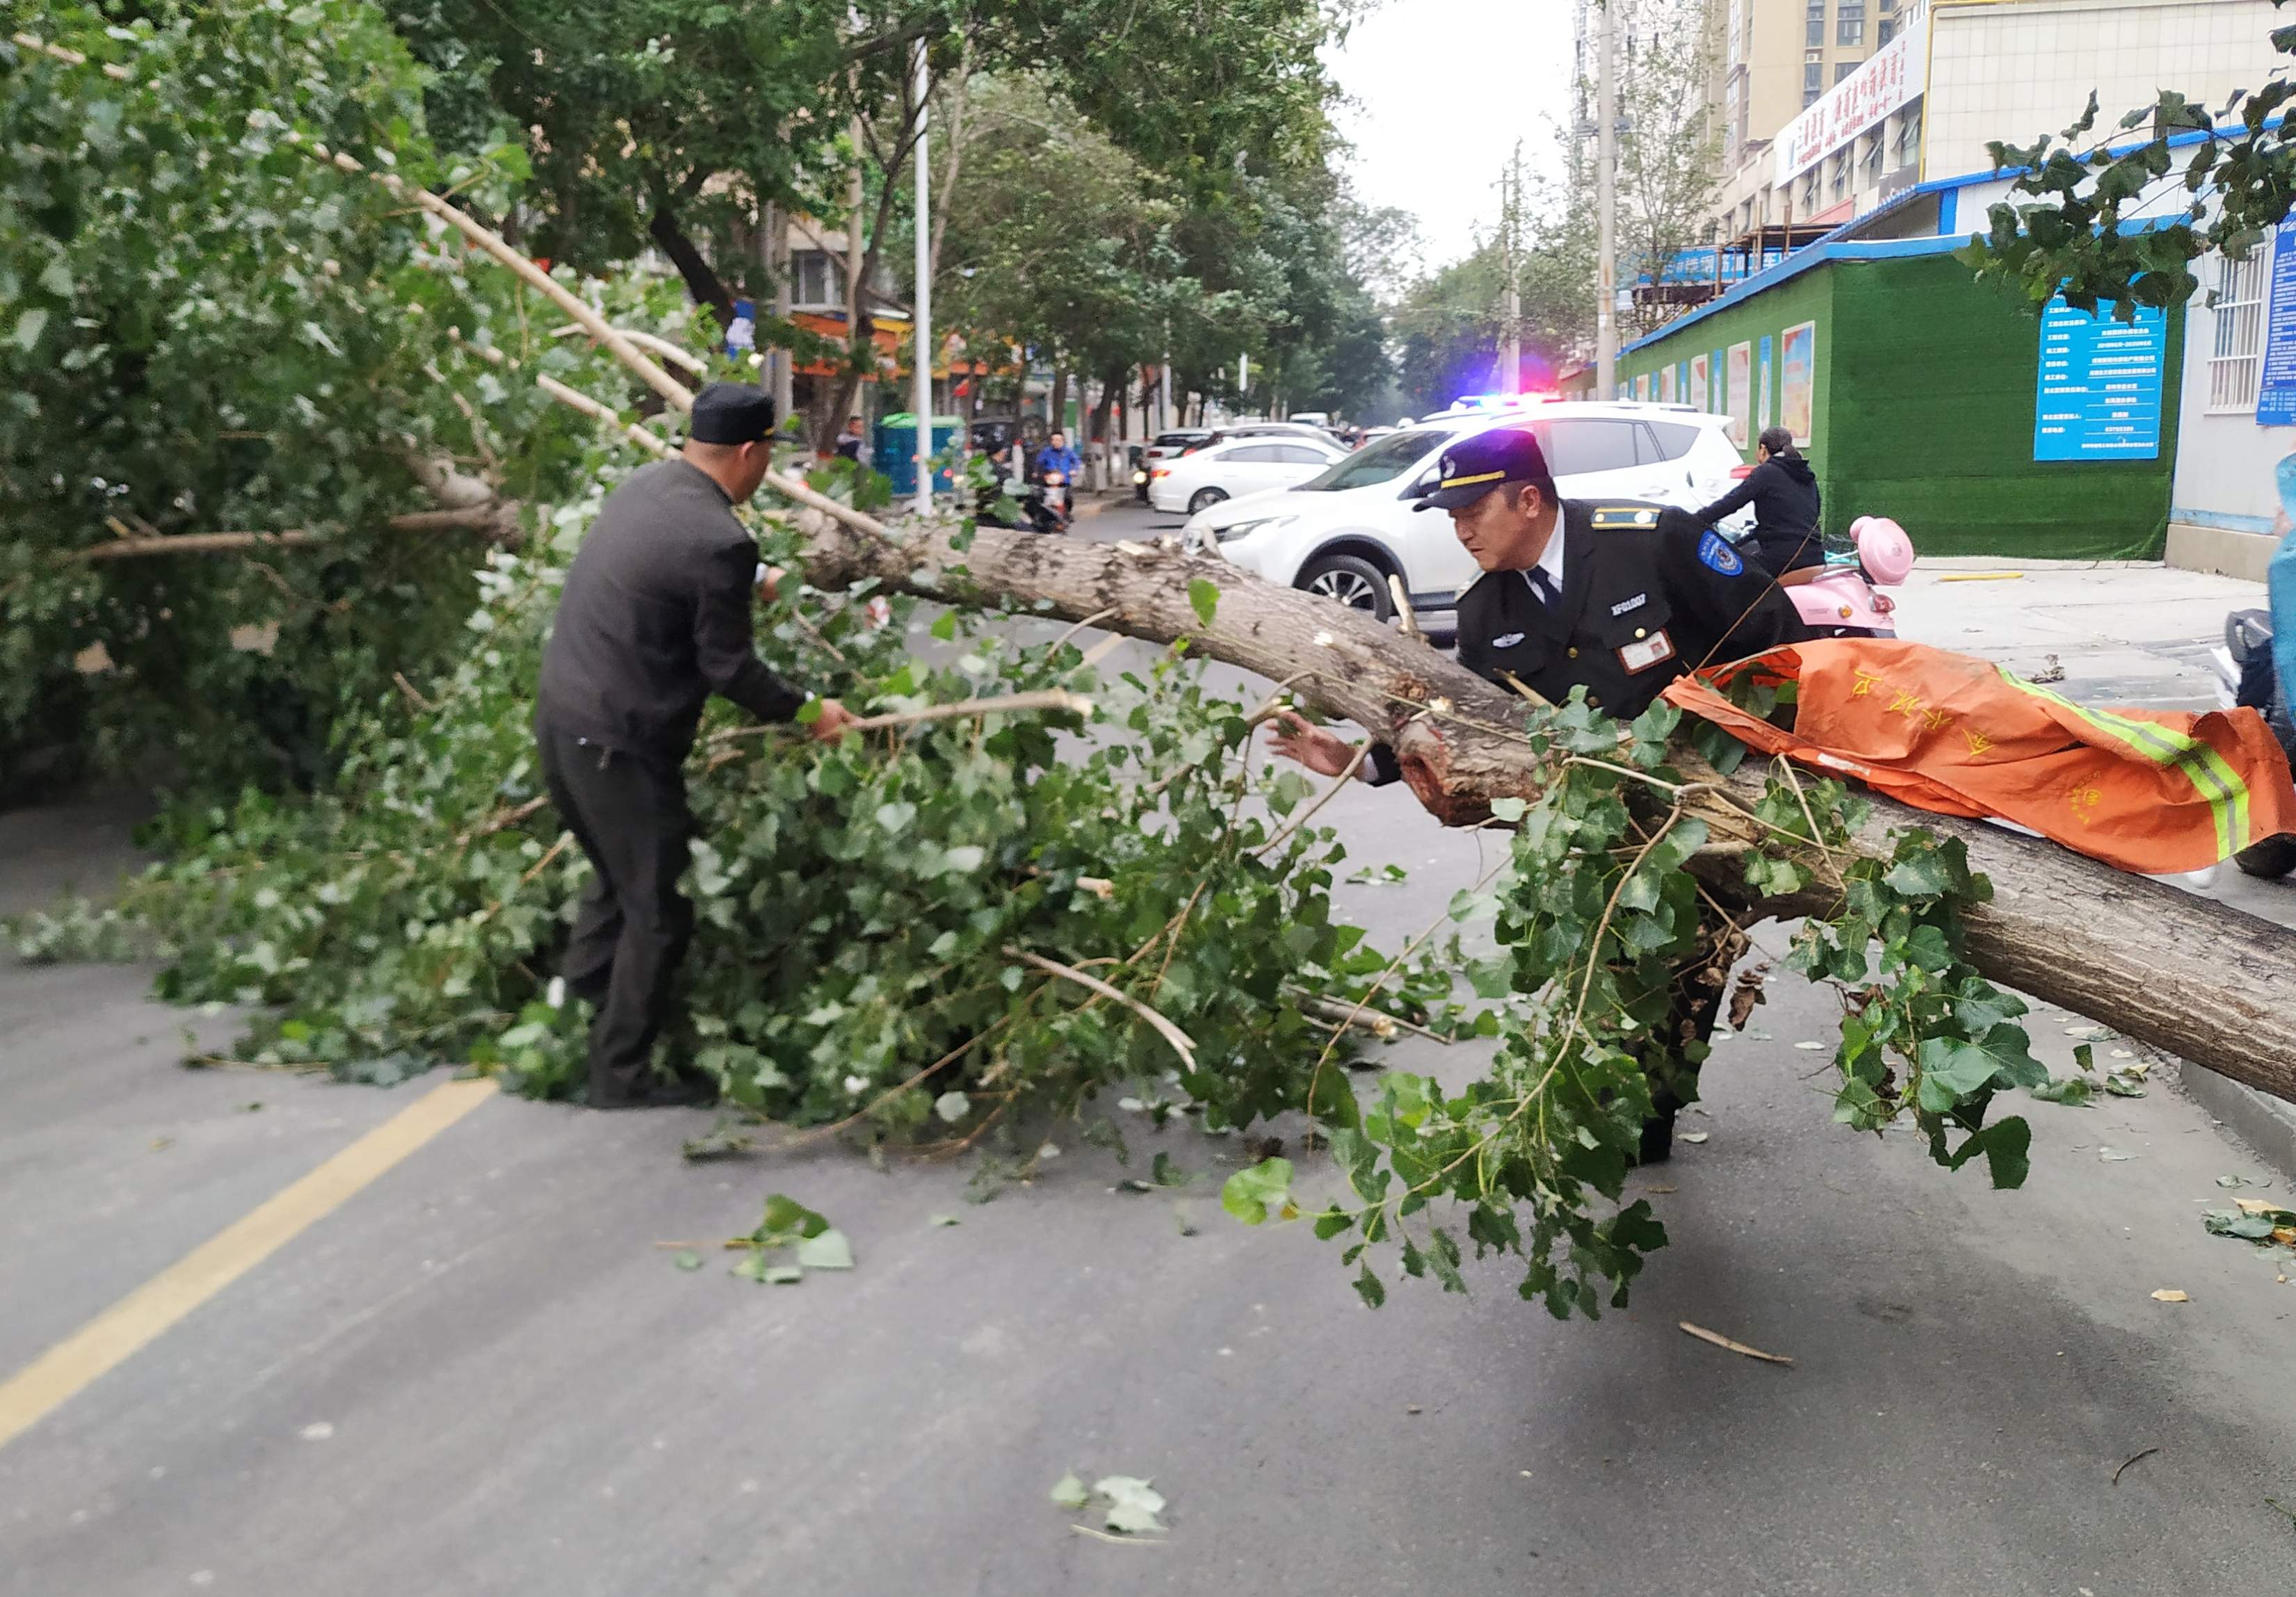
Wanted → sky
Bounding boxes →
[1323,0,1577,277]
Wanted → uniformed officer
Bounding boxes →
[536,382,855,1108]
[1270,427,1810,1158]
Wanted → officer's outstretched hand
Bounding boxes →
[807,698,857,740]
[1266,708,1359,778]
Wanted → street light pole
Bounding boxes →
[912,41,933,517]
[1594,0,1618,400]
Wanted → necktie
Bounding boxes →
[1525,567,1561,610]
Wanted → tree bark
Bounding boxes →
[791,510,2296,1112]
[647,204,735,331]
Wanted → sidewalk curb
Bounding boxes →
[2178,1061,2296,1183]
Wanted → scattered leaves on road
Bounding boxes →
[671,1249,704,1271]
[2149,1288,2190,1303]
[1679,1131,1711,1144]
[2099,1146,2137,1162]
[1051,1472,1169,1535]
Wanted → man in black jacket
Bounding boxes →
[1691,425,1823,575]
[537,383,854,1108]
[1270,427,1809,1157]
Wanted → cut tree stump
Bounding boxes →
[795,508,2296,1112]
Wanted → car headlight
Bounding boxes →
[1213,514,1297,544]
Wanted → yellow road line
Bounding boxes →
[1935,571,2026,583]
[0,1074,497,1454]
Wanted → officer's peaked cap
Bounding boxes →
[1410,428,1553,512]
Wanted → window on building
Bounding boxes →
[1835,60,1859,83]
[1831,149,1850,202]
[1864,128,1885,181]
[1804,57,1824,104]
[1877,15,1897,45]
[1806,0,1825,48]
[1838,0,1864,46]
[2209,250,2269,412]
[790,249,839,309]
[1802,170,1820,213]
[1894,101,1922,165]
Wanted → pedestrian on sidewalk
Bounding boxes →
[1691,425,1823,576]
[535,383,855,1108]
[834,414,868,465]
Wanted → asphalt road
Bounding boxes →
[5,501,2295,1596]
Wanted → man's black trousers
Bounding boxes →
[537,723,695,1099]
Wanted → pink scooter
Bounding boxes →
[1781,515,1913,638]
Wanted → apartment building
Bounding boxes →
[1708,0,1908,241]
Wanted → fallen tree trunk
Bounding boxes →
[793,508,2296,1111]
[337,159,2296,1114]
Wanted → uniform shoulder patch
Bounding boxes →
[1697,529,1744,576]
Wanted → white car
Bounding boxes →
[1193,402,1750,624]
[1149,433,1349,515]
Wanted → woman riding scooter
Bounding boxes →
[1692,425,1822,577]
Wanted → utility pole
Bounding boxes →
[1500,148,1521,396]
[766,200,793,432]
[1595,0,1619,400]
[912,42,933,517]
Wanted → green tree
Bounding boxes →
[1959,17,2296,317]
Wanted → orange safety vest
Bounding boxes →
[1662,638,2296,876]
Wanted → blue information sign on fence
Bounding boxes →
[2032,294,2165,462]
[2256,224,2296,426]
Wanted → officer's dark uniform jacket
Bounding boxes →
[537,458,806,761]
[1368,499,1809,784]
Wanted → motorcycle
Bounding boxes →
[1031,469,1072,534]
[2208,606,2296,877]
[1775,515,1913,638]
[975,467,1068,535]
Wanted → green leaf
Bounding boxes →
[1220,1156,1294,1224]
[1095,1475,1167,1534]
[933,1089,971,1123]
[1150,1151,1191,1186]
[756,1192,830,1245]
[2030,1077,2094,1106]
[1188,577,1220,627]
[1353,1261,1387,1308]
[1049,1473,1090,1510]
[930,610,959,642]
[761,1264,805,1285]
[671,1249,704,1270]
[795,1227,855,1270]
[928,1213,962,1227]
[13,307,48,350]
[1487,796,1528,822]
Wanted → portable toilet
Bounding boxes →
[873,414,964,497]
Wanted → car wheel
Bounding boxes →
[2234,834,2296,879]
[1187,487,1228,514]
[1297,553,1393,621]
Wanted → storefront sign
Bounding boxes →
[2032,294,2165,461]
[2256,223,2296,426]
[1774,6,1927,186]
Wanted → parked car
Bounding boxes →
[1149,432,1349,514]
[1190,402,1751,623]
[1137,428,1211,501]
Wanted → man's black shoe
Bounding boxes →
[589,1071,718,1110]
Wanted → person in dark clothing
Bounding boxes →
[834,414,867,464]
[1692,425,1823,576]
[1267,427,1810,1160]
[537,382,855,1108]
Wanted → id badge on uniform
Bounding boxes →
[1617,629,1676,674]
